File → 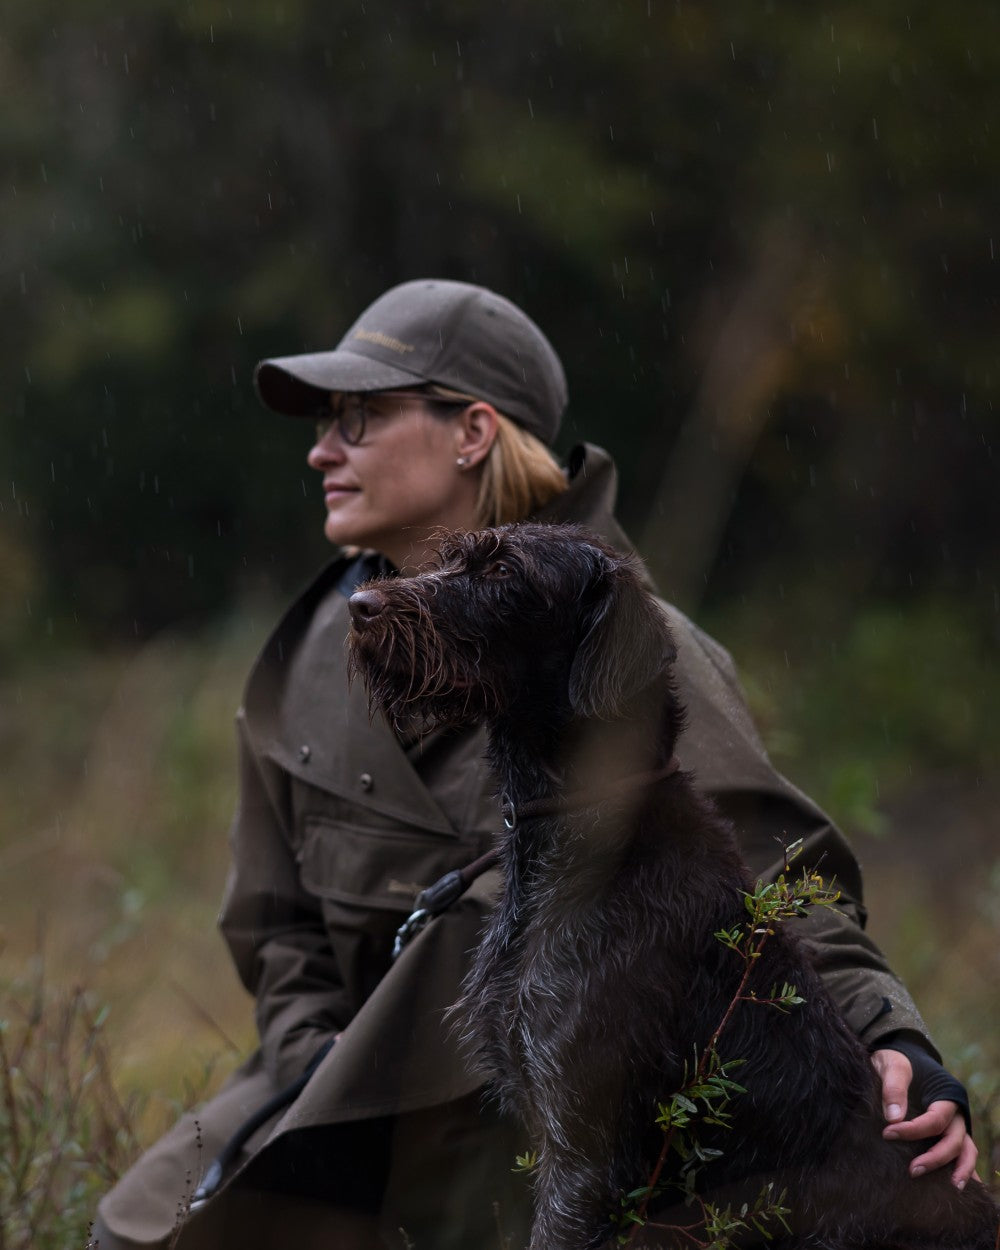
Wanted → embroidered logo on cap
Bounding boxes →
[353,329,415,355]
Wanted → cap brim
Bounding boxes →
[254,350,425,416]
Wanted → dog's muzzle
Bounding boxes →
[348,588,386,629]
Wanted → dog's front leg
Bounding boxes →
[529,1145,618,1250]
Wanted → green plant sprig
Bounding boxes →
[621,841,840,1246]
[636,1183,792,1250]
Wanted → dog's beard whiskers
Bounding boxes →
[353,572,507,732]
[364,623,499,733]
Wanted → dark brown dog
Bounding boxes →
[348,523,998,1250]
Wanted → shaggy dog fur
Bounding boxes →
[348,523,998,1250]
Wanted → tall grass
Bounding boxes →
[0,602,264,1246]
[0,966,142,1250]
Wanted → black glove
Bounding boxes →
[876,1035,972,1132]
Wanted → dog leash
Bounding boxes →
[192,762,681,1208]
[190,852,498,1211]
[393,756,682,958]
[392,847,501,960]
[188,1036,336,1210]
[499,754,681,829]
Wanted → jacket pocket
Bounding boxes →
[298,815,473,914]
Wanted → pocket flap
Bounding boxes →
[299,816,468,913]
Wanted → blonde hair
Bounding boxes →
[425,385,568,527]
[475,413,568,527]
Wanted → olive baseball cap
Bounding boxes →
[254,279,567,445]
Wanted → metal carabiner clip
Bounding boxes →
[392,906,431,961]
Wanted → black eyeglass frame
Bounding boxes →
[313,389,476,446]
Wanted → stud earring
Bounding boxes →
[456,456,469,468]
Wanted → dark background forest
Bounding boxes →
[1,2,997,1242]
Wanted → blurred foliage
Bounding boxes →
[723,595,1000,831]
[0,971,142,1250]
[0,964,229,1250]
[0,608,260,1130]
[0,0,997,645]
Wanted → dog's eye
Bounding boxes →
[483,561,511,578]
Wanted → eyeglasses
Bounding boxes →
[313,390,474,446]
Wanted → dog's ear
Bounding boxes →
[567,554,676,718]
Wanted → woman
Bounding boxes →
[94,279,977,1250]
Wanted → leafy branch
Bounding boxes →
[635,1183,792,1250]
[619,841,841,1247]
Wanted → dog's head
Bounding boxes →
[348,523,676,730]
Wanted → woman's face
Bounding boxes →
[306,391,482,572]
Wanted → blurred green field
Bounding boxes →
[1,595,997,1246]
[0,610,267,1101]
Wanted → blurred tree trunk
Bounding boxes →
[642,220,812,611]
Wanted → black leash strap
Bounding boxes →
[188,1036,335,1210]
[392,848,500,961]
[394,761,681,958]
[190,848,500,1209]
[188,758,679,1209]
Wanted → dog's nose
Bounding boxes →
[349,588,385,626]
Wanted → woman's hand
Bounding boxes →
[871,1047,979,1188]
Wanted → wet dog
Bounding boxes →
[348,523,998,1250]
